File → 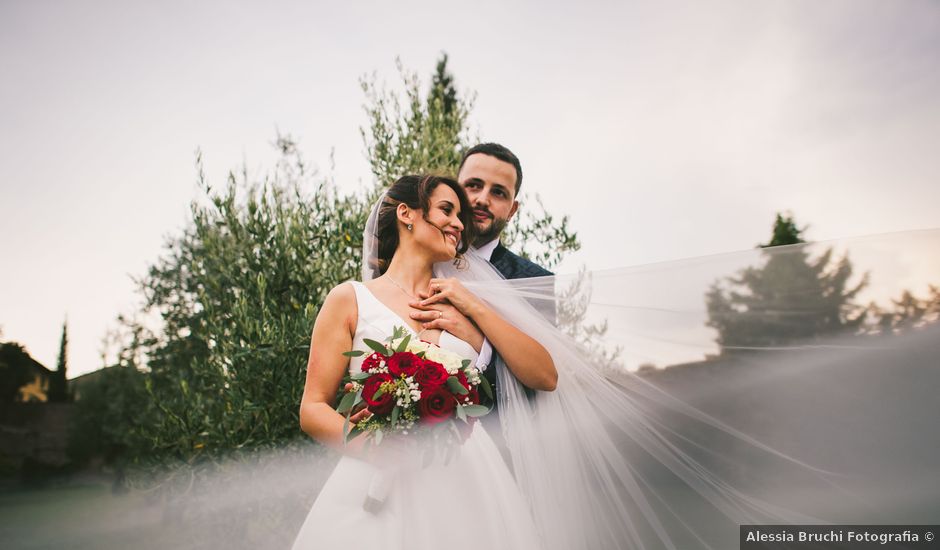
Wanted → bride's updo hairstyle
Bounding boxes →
[374,174,475,275]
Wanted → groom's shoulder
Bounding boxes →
[492,244,553,279]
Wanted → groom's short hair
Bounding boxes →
[458,142,523,196]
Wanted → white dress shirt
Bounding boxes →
[474,237,500,262]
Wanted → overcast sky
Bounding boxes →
[2,0,938,378]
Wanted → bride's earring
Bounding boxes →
[407,223,413,231]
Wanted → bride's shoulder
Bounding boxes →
[317,281,360,325]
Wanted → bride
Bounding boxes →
[291,174,555,549]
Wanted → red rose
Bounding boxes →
[417,387,457,424]
[456,370,470,388]
[360,352,384,373]
[387,351,422,377]
[362,373,394,415]
[414,360,449,393]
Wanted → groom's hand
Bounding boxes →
[409,294,484,353]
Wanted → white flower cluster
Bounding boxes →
[395,375,423,406]
[369,357,389,374]
[464,366,481,386]
[393,336,466,375]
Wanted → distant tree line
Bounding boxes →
[706,213,940,352]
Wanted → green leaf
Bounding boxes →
[346,425,364,442]
[479,376,493,400]
[391,405,400,428]
[461,359,470,369]
[446,376,469,395]
[353,388,363,407]
[463,405,489,417]
[396,333,412,353]
[336,391,357,414]
[350,372,370,381]
[343,350,365,357]
[363,338,390,356]
[373,386,386,400]
[456,404,467,423]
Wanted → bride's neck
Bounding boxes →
[383,250,434,296]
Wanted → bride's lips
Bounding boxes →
[444,230,460,246]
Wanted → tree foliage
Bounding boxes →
[0,342,38,403]
[90,54,581,476]
[360,55,475,190]
[48,319,70,403]
[864,285,940,334]
[759,212,806,248]
[361,54,579,270]
[121,140,366,467]
[707,215,868,351]
[68,365,150,473]
[503,195,581,271]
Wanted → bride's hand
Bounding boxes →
[418,278,486,319]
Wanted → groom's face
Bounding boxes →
[457,153,519,247]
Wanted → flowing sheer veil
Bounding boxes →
[363,194,940,549]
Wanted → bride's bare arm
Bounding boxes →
[419,277,558,391]
[299,283,370,452]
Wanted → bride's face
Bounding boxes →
[404,184,465,261]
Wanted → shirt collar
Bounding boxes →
[473,238,501,262]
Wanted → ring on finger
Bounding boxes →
[438,310,444,319]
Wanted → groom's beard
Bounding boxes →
[472,216,508,247]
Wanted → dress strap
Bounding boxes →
[348,281,369,321]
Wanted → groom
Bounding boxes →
[411,142,553,462]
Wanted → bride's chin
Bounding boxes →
[436,246,457,262]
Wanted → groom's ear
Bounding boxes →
[507,199,520,221]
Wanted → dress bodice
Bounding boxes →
[347,281,479,375]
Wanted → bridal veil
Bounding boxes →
[366,194,940,550]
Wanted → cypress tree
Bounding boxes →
[49,318,69,402]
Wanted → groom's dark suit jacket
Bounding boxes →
[480,242,553,448]
[489,242,554,281]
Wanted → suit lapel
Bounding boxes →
[489,242,513,279]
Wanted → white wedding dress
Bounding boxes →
[290,281,543,550]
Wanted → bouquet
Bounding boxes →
[337,326,493,464]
